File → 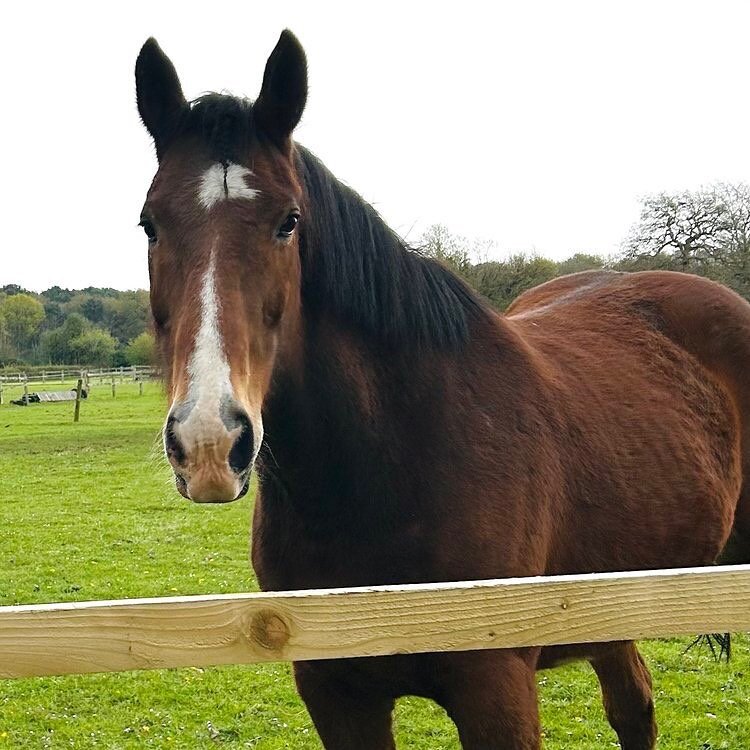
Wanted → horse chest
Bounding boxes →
[252,499,435,591]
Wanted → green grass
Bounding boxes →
[0,383,748,748]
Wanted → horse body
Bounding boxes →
[509,268,750,563]
[251,268,746,749]
[135,32,750,750]
[255,269,745,589]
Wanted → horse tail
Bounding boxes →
[718,518,750,567]
[648,275,750,662]
[718,352,750,567]
[685,632,732,661]
[684,520,749,662]
[704,404,750,662]
[692,519,750,662]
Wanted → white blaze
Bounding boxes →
[198,162,259,210]
[180,250,233,434]
[170,245,264,469]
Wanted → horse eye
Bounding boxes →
[277,213,299,238]
[139,218,157,244]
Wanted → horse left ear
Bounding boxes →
[135,38,186,158]
[255,30,308,148]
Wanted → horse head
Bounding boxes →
[136,32,307,502]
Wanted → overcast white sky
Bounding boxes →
[3,1,750,292]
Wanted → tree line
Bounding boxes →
[1,182,748,367]
[0,286,154,368]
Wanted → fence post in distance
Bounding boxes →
[74,379,83,423]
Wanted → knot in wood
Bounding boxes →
[250,609,290,651]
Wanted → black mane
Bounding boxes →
[296,147,490,348]
[180,94,489,349]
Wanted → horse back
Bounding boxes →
[505,270,750,573]
[509,270,750,449]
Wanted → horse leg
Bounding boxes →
[438,649,541,749]
[293,662,396,750]
[589,641,656,750]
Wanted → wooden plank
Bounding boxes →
[1,565,749,679]
[36,391,77,402]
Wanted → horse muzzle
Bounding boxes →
[165,400,257,503]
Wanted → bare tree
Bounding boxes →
[717,183,750,255]
[623,190,727,270]
[620,183,750,299]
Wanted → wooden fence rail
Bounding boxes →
[1,565,749,680]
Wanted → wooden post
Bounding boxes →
[23,382,29,406]
[0,384,3,405]
[112,379,116,398]
[139,381,144,396]
[73,378,83,423]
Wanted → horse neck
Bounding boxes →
[259,312,461,528]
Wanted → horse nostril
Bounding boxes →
[165,414,187,465]
[228,411,254,474]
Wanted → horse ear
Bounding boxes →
[255,30,307,148]
[135,38,186,158]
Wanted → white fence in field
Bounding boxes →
[0,366,158,385]
[1,565,749,679]
[0,366,160,404]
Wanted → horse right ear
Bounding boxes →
[135,38,186,158]
[254,30,307,149]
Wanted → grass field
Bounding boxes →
[0,381,748,748]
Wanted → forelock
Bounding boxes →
[177,94,257,164]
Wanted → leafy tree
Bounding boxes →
[69,329,117,367]
[66,294,106,324]
[81,297,105,324]
[61,312,88,340]
[0,294,45,354]
[126,331,156,366]
[103,291,150,343]
[471,254,558,310]
[41,286,74,304]
[38,329,65,364]
[1,284,30,297]
[557,253,605,276]
[419,224,472,278]
[42,301,65,330]
[80,286,119,298]
[39,313,89,364]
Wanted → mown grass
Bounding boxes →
[0,382,748,748]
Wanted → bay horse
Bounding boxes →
[135,31,750,749]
